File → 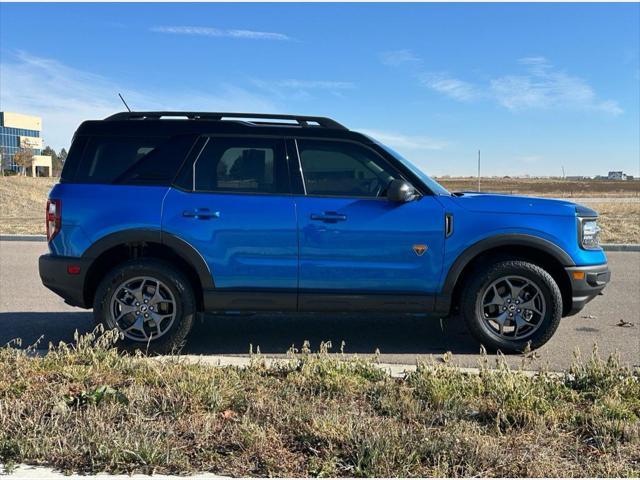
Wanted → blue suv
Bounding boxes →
[39,112,610,353]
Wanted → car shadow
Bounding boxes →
[189,312,480,355]
[0,311,94,348]
[0,311,480,355]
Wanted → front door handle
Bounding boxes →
[310,211,347,223]
[182,208,220,220]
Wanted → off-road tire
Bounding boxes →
[461,260,563,353]
[93,258,196,354]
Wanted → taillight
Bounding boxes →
[46,199,61,242]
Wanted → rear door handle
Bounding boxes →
[310,211,347,223]
[182,208,220,220]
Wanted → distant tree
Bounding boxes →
[13,147,35,175]
[42,146,58,161]
[59,148,68,163]
[43,145,63,176]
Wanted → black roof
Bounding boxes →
[76,111,371,142]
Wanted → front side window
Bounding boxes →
[296,139,397,197]
[194,137,289,194]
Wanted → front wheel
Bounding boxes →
[461,260,563,352]
[93,259,196,354]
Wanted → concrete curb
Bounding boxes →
[158,354,557,378]
[0,234,46,242]
[0,464,229,479]
[0,234,639,252]
[29,350,554,378]
[601,243,640,252]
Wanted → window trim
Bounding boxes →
[292,137,415,200]
[188,134,292,196]
[293,139,307,195]
[191,137,210,191]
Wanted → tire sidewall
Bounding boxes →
[93,259,196,354]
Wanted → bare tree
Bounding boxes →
[13,147,34,176]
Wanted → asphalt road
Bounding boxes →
[1,240,638,370]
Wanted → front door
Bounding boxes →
[162,136,297,310]
[292,138,445,311]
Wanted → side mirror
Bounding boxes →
[387,179,419,203]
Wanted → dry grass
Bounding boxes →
[0,176,56,235]
[0,177,638,243]
[0,330,639,477]
[437,177,640,197]
[589,201,640,244]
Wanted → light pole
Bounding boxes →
[477,150,481,192]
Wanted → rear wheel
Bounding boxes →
[93,259,196,354]
[461,260,562,352]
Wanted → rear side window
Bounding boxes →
[193,137,289,194]
[74,136,164,183]
[115,135,197,185]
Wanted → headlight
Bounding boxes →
[579,218,601,250]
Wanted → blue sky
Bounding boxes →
[1,2,638,177]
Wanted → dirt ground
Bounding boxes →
[436,177,640,197]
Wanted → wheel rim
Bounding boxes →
[476,275,546,341]
[109,276,177,342]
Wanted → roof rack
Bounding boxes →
[104,111,347,130]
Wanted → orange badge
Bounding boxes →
[413,245,428,256]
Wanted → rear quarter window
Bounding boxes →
[68,135,196,185]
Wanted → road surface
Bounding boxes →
[1,241,638,370]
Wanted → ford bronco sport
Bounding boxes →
[39,112,610,353]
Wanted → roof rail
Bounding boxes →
[104,111,347,130]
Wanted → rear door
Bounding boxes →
[291,138,445,311]
[162,136,298,310]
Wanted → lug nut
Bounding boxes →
[517,309,521,313]
[135,302,140,306]
[135,311,140,315]
[144,313,149,318]
[144,299,148,304]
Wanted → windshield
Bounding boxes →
[372,140,450,196]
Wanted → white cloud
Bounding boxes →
[380,49,422,67]
[252,79,355,100]
[0,52,277,150]
[491,57,622,115]
[420,57,622,116]
[420,73,479,101]
[151,26,291,41]
[358,129,447,151]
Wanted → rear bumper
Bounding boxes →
[565,263,610,316]
[39,254,91,308]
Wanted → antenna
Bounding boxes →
[118,93,131,112]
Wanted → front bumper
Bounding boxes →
[39,254,92,308]
[565,263,610,316]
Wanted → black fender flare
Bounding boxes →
[441,234,574,297]
[82,229,214,290]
